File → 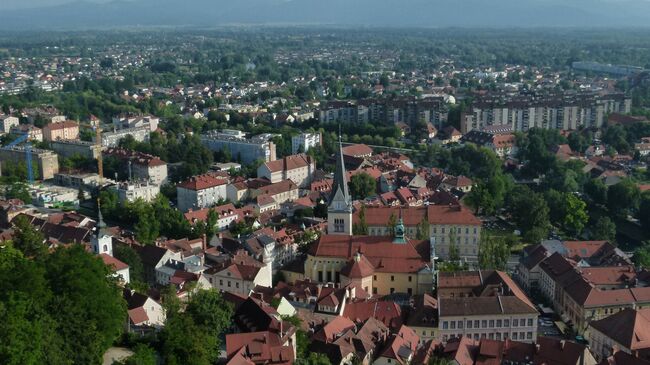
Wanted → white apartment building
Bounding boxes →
[0,114,19,133]
[176,174,228,212]
[291,132,321,154]
[112,181,161,203]
[256,154,316,188]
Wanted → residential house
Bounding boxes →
[43,120,79,141]
[354,205,482,259]
[250,180,299,205]
[176,174,229,212]
[588,308,650,362]
[257,154,316,188]
[437,270,539,343]
[183,203,240,232]
[124,289,165,334]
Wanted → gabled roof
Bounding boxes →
[100,253,129,271]
[340,253,375,279]
[262,154,313,173]
[534,336,589,365]
[341,143,373,158]
[343,300,403,330]
[226,331,294,365]
[312,316,356,343]
[177,173,227,191]
[590,308,650,351]
[309,234,429,274]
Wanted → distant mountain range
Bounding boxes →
[2,0,650,30]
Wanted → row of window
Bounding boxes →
[433,227,479,235]
[442,318,534,330]
[442,331,533,342]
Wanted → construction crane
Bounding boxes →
[2,133,34,184]
[95,126,103,184]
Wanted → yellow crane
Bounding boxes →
[95,126,103,184]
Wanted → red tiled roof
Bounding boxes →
[309,234,429,274]
[177,174,227,190]
[226,331,294,365]
[128,307,148,325]
[343,300,403,329]
[44,120,78,130]
[183,203,239,222]
[100,253,129,271]
[312,316,356,343]
[262,154,313,173]
[353,205,481,226]
[590,308,650,351]
[342,144,373,158]
[564,240,609,259]
[254,180,298,197]
[340,254,375,279]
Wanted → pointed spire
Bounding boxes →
[329,129,351,209]
[393,207,406,244]
[96,198,106,236]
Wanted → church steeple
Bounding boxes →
[393,208,407,244]
[96,199,107,237]
[329,137,351,208]
[327,133,353,235]
[93,199,113,256]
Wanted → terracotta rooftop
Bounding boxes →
[309,234,429,274]
[177,173,228,190]
[262,154,313,173]
[353,205,481,226]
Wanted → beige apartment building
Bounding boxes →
[256,154,316,188]
[43,120,79,141]
[355,205,482,259]
[437,271,539,343]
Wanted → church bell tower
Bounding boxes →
[327,138,353,235]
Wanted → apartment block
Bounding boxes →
[319,96,449,128]
[101,126,150,147]
[354,205,482,259]
[256,154,315,188]
[291,132,321,154]
[50,139,102,159]
[176,174,228,212]
[461,91,631,133]
[437,271,539,343]
[43,120,79,141]
[103,148,168,185]
[0,114,19,133]
[200,130,277,165]
[112,181,161,203]
[0,146,59,180]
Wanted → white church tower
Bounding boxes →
[92,200,113,256]
[327,138,353,235]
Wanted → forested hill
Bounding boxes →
[2,0,650,30]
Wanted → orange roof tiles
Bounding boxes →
[177,174,227,190]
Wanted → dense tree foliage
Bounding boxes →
[0,244,126,365]
[349,173,377,200]
[160,289,233,365]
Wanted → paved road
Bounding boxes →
[103,347,133,365]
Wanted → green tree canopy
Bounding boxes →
[11,215,46,257]
[607,179,641,217]
[348,172,377,200]
[478,231,509,270]
[4,182,31,203]
[44,245,127,364]
[591,216,617,242]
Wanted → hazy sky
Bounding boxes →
[1,0,113,10]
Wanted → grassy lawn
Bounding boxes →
[485,227,527,253]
